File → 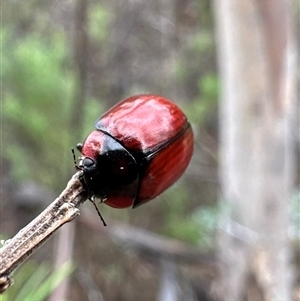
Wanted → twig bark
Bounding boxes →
[0,172,88,293]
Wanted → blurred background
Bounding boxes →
[1,1,299,301]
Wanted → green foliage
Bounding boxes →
[81,97,105,136]
[164,214,201,245]
[2,29,75,188]
[163,185,220,248]
[183,73,218,125]
[89,4,111,43]
[2,4,112,192]
[175,30,214,83]
[191,205,220,248]
[175,28,218,127]
[187,30,214,54]
[289,189,300,239]
[1,260,74,301]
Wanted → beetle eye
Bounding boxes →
[83,157,95,168]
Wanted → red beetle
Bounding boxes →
[76,94,193,209]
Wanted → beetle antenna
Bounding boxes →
[89,198,107,227]
[72,148,81,170]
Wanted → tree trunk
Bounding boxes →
[213,0,298,300]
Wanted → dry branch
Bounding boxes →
[0,170,216,294]
[0,172,89,293]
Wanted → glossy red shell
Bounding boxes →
[80,94,193,209]
[95,94,188,153]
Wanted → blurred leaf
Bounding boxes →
[2,29,75,189]
[191,205,220,248]
[25,262,74,301]
[188,31,213,53]
[164,186,223,248]
[182,73,218,125]
[2,260,74,301]
[89,4,111,42]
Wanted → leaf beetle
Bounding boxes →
[75,94,193,210]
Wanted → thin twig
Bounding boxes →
[0,172,89,294]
